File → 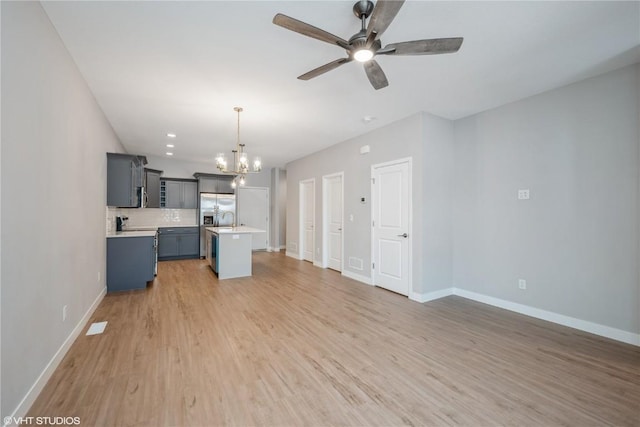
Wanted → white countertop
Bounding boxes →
[122,225,197,231]
[205,226,265,234]
[107,230,157,238]
[121,225,159,231]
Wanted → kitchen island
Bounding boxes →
[205,226,265,279]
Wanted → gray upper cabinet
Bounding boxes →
[182,181,198,207]
[107,153,147,207]
[217,175,235,194]
[145,168,162,208]
[161,179,198,209]
[193,173,235,194]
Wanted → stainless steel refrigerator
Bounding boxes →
[199,193,236,257]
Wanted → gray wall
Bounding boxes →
[269,167,287,250]
[453,64,639,333]
[285,112,454,296]
[1,1,125,417]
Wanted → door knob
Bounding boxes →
[397,233,408,238]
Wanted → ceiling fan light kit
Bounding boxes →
[215,107,261,188]
[273,0,463,90]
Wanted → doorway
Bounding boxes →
[371,158,412,296]
[299,179,315,262]
[322,173,343,271]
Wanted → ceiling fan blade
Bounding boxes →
[298,58,352,81]
[366,0,405,40]
[273,14,349,49]
[363,60,388,90]
[377,37,464,56]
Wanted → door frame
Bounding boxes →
[370,157,413,295]
[322,172,344,270]
[237,186,270,251]
[299,178,315,262]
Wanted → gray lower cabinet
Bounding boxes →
[158,227,199,260]
[107,236,155,292]
[161,179,198,209]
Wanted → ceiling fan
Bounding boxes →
[273,0,463,90]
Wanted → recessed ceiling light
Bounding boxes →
[166,133,176,138]
[362,115,377,124]
[166,152,173,156]
[166,144,174,148]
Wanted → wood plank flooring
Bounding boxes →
[28,253,639,426]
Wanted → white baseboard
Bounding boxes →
[285,251,301,260]
[279,245,286,250]
[6,287,107,425]
[409,288,453,303]
[313,261,324,268]
[451,288,640,347]
[342,269,373,285]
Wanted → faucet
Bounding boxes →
[222,211,236,227]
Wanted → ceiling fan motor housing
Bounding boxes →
[353,0,374,19]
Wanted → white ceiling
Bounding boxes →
[42,1,640,168]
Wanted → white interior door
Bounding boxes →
[372,159,411,296]
[237,187,269,250]
[300,179,315,262]
[324,174,343,271]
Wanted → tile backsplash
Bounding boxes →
[106,207,198,232]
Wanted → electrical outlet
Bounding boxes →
[518,189,530,200]
[518,279,527,290]
[62,305,68,321]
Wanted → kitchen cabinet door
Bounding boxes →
[161,179,198,209]
[107,236,154,292]
[164,181,182,208]
[107,153,148,207]
[145,169,162,208]
[158,234,179,258]
[198,177,218,193]
[182,181,198,208]
[217,176,235,194]
[179,233,199,257]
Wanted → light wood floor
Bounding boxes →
[29,253,639,426]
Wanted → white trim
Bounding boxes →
[285,250,301,260]
[451,288,640,347]
[409,288,453,303]
[370,157,413,296]
[279,245,286,250]
[322,172,344,272]
[299,178,315,263]
[313,261,323,268]
[6,287,106,425]
[342,269,373,285]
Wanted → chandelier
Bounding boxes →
[215,107,262,188]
